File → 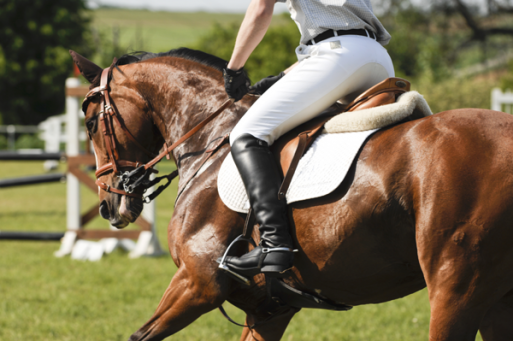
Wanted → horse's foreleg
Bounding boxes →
[479,291,513,341]
[239,308,298,341]
[129,267,225,341]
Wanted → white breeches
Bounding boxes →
[230,34,395,145]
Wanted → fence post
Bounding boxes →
[55,78,82,257]
[6,125,15,150]
[491,88,503,112]
[39,115,63,171]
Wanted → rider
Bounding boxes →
[222,0,395,278]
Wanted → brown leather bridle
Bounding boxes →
[84,66,233,202]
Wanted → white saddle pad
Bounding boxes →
[218,129,378,213]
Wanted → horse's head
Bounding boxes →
[70,51,164,228]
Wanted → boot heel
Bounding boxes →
[261,250,294,276]
[261,265,293,277]
[263,249,294,264]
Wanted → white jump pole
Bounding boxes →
[55,77,81,257]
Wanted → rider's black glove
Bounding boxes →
[249,72,286,95]
[223,67,251,102]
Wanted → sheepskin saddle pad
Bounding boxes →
[218,91,432,213]
[325,91,432,133]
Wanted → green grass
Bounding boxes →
[90,9,290,53]
[0,160,486,340]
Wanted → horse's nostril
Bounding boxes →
[99,201,110,219]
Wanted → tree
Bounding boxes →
[451,0,513,43]
[0,0,93,125]
[194,16,300,83]
[375,0,513,80]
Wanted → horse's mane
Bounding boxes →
[115,48,227,72]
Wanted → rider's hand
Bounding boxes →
[223,67,251,102]
[249,72,285,95]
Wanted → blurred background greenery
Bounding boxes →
[1,0,513,129]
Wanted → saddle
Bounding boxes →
[273,77,411,198]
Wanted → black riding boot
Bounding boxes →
[223,133,294,278]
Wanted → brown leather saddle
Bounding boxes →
[272,77,411,199]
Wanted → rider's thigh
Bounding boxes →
[230,35,394,146]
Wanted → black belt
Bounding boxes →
[306,29,376,46]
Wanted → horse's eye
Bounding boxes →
[86,119,95,132]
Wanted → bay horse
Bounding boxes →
[71,48,513,341]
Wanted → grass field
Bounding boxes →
[0,160,486,340]
[91,9,289,53]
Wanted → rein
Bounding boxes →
[85,67,234,201]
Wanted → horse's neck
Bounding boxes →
[170,103,239,185]
[148,64,253,182]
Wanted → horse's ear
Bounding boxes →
[69,50,103,85]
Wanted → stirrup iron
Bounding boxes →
[218,234,256,286]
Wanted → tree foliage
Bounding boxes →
[501,61,513,90]
[194,16,300,83]
[90,26,131,68]
[0,0,93,125]
[381,0,513,77]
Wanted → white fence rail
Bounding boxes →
[492,88,513,114]
[0,125,39,150]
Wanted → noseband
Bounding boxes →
[84,67,233,202]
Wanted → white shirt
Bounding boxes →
[276,0,391,46]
